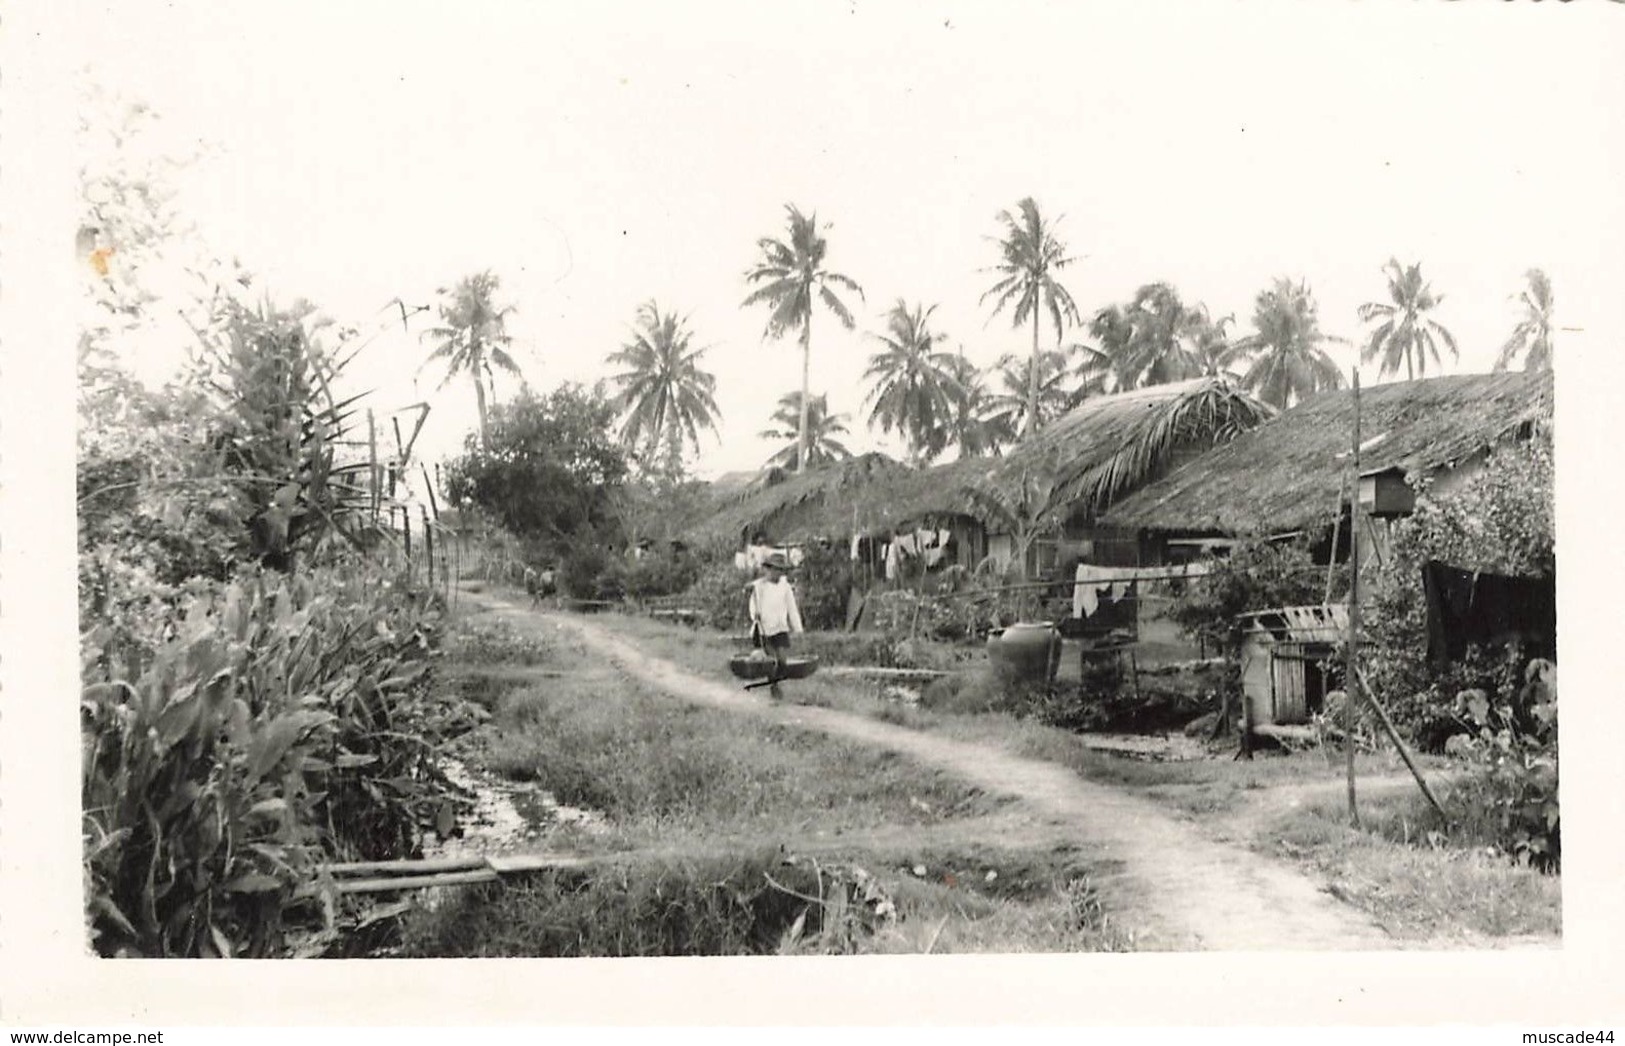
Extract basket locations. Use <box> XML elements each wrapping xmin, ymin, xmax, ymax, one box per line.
<box><xmin>727</xmin><ymin>654</ymin><xmax>820</xmax><ymax>681</ymax></box>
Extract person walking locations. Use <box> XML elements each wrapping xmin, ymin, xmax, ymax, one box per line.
<box><xmin>747</xmin><ymin>550</ymin><xmax>804</xmax><ymax>699</ymax></box>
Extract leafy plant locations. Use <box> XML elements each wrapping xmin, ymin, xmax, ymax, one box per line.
<box><xmin>1363</xmin><ymin>437</ymin><xmax>1554</xmax><ymax>747</ymax></box>
<box><xmin>1443</xmin><ymin>660</ymin><xmax>1558</xmax><ymax>870</ymax></box>
<box><xmin>81</xmin><ymin>558</ymin><xmax>470</xmax><ymax>957</ymax></box>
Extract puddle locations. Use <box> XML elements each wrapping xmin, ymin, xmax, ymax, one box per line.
<box><xmin>425</xmin><ymin>757</ymin><xmax>605</xmax><ymax>862</ymax></box>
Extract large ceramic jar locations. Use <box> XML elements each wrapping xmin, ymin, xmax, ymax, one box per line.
<box><xmin>987</xmin><ymin>621</ymin><xmax>1061</xmax><ymax>683</ymax></box>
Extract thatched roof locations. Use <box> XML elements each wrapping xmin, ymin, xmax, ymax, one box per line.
<box><xmin>1100</xmin><ymin>371</ymin><xmax>1552</xmax><ymax>535</ymax></box>
<box><xmin>681</xmin><ymin>378</ymin><xmax>1275</xmax><ymax>547</ymax></box>
<box><xmin>995</xmin><ymin>376</ymin><xmax>1277</xmax><ymax>517</ymax></box>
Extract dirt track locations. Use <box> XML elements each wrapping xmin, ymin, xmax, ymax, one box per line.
<box><xmin>467</xmin><ymin>591</ymin><xmax>1414</xmax><ymax>950</ymax></box>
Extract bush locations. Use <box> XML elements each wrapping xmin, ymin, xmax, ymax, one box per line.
<box><xmin>1364</xmin><ymin>438</ymin><xmax>1555</xmax><ymax>747</ymax></box>
<box><xmin>683</xmin><ymin>561</ymin><xmax>753</xmax><ymax>632</ymax></box>
<box><xmin>624</xmin><ymin>549</ymin><xmax>702</xmax><ymax>601</ymax></box>
<box><xmin>1166</xmin><ymin>538</ymin><xmax>1337</xmax><ymax>656</ymax></box>
<box><xmin>80</xmin><ymin>558</ymin><xmax>473</xmax><ymax>957</ymax></box>
<box><xmin>1443</xmin><ymin>660</ymin><xmax>1559</xmax><ymax>870</ymax></box>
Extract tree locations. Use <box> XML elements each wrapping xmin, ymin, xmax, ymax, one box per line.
<box><xmin>1495</xmin><ymin>269</ymin><xmax>1555</xmax><ymax>373</ymax></box>
<box><xmin>1086</xmin><ymin>283</ymin><xmax>1235</xmax><ymax>391</ymax></box>
<box><xmin>420</xmin><ymin>270</ymin><xmax>522</xmax><ymax>447</ymax></box>
<box><xmin>960</xmin><ymin>466</ymin><xmax>1073</xmax><ymax>585</ymax></box>
<box><xmin>1232</xmin><ymin>277</ymin><xmax>1346</xmax><ymax>409</ymax></box>
<box><xmin>759</xmin><ymin>391</ymin><xmax>853</xmax><ymax>470</ymax></box>
<box><xmin>605</xmin><ymin>300</ymin><xmax>720</xmax><ymax>476</ymax></box>
<box><xmin>1358</xmin><ymin>259</ymin><xmax>1458</xmax><ymax>381</ymax></box>
<box><xmin>986</xmin><ymin>348</ymin><xmax>1075</xmax><ymax>437</ymax></box>
<box><xmin>981</xmin><ymin>197</ymin><xmax>1083</xmax><ymax>436</ymax></box>
<box><xmin>942</xmin><ymin>352</ymin><xmax>1015</xmax><ymax>459</ymax></box>
<box><xmin>442</xmin><ymin>383</ymin><xmax>629</xmax><ymax>555</ymax></box>
<box><xmin>861</xmin><ymin>300</ymin><xmax>961</xmax><ymax>465</ymax></box>
<box><xmin>742</xmin><ymin>204</ymin><xmax>864</xmax><ymax>473</ymax></box>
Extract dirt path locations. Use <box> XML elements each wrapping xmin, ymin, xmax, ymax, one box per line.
<box><xmin>468</xmin><ymin>592</ymin><xmax>1396</xmax><ymax>950</ymax></box>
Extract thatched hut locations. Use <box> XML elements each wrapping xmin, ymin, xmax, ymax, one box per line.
<box><xmin>983</xmin><ymin>376</ymin><xmax>1277</xmax><ymax>575</ymax></box>
<box><xmin>1100</xmin><ymin>371</ymin><xmax>1553</xmax><ymax>570</ymax></box>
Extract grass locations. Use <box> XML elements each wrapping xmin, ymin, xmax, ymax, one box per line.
<box><xmin>577</xmin><ymin>604</ymin><xmax>1561</xmax><ymax>945</ymax></box>
<box><xmin>400</xmin><ymin>602</ymin><xmax>1134</xmax><ymax>956</ymax></box>
<box><xmin>402</xmin><ymin>842</ymin><xmax>1135</xmax><ymax>957</ymax></box>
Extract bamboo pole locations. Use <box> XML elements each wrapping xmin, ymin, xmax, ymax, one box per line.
<box><xmin>1354</xmin><ymin>667</ymin><xmax>1447</xmax><ymax>819</ymax></box>
<box><xmin>327</xmin><ymin>856</ymin><xmax>487</xmax><ymax>877</ymax></box>
<box><xmin>1345</xmin><ymin>368</ymin><xmax>1362</xmax><ymax>828</ymax></box>
<box><xmin>1324</xmin><ymin>471</ymin><xmax>1347</xmax><ymax>603</ymax></box>
<box><xmin>333</xmin><ymin>869</ymin><xmax>499</xmax><ymax>895</ymax></box>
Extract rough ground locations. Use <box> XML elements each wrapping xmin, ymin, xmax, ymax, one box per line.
<box><xmin>467</xmin><ymin>590</ymin><xmax>1404</xmax><ymax>950</ymax></box>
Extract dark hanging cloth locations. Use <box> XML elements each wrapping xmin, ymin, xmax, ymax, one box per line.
<box><xmin>1421</xmin><ymin>560</ymin><xmax>1556</xmax><ymax>664</ymax></box>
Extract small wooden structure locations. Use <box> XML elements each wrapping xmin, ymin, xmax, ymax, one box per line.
<box><xmin>1238</xmin><ymin>605</ymin><xmax>1348</xmax><ymax>728</ymax></box>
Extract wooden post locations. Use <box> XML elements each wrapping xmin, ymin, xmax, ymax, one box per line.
<box><xmin>422</xmin><ymin>507</ymin><xmax>434</xmax><ymax>588</ymax></box>
<box><xmin>368</xmin><ymin>409</ymin><xmax>379</xmax><ymax>525</ymax></box>
<box><xmin>1345</xmin><ymin>369</ymin><xmax>1362</xmax><ymax>828</ymax></box>
<box><xmin>1354</xmin><ymin>667</ymin><xmax>1447</xmax><ymax>819</ymax></box>
<box><xmin>1324</xmin><ymin>471</ymin><xmax>1346</xmax><ymax>604</ymax></box>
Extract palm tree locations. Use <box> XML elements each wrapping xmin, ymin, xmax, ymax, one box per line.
<box><xmin>1231</xmin><ymin>278</ymin><xmax>1346</xmax><ymax>409</ymax></box>
<box><xmin>861</xmin><ymin>301</ymin><xmax>961</xmax><ymax>465</ymax></box>
<box><xmin>605</xmin><ymin>300</ymin><xmax>720</xmax><ymax>475</ymax></box>
<box><xmin>1087</xmin><ymin>283</ymin><xmax>1234</xmax><ymax>390</ymax></box>
<box><xmin>742</xmin><ymin>204</ymin><xmax>864</xmax><ymax>473</ymax></box>
<box><xmin>981</xmin><ymin>197</ymin><xmax>1083</xmax><ymax>436</ymax></box>
<box><xmin>1358</xmin><ymin>259</ymin><xmax>1458</xmax><ymax>381</ymax></box>
<box><xmin>986</xmin><ymin>349</ymin><xmax>1075</xmax><ymax>437</ymax></box>
<box><xmin>942</xmin><ymin>352</ymin><xmax>1014</xmax><ymax>459</ymax></box>
<box><xmin>419</xmin><ymin>270</ymin><xmax>521</xmax><ymax>447</ymax></box>
<box><xmin>759</xmin><ymin>391</ymin><xmax>853</xmax><ymax>470</ymax></box>
<box><xmin>1495</xmin><ymin>269</ymin><xmax>1555</xmax><ymax>373</ymax></box>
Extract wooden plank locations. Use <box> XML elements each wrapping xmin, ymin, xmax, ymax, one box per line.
<box><xmin>334</xmin><ymin>869</ymin><xmax>500</xmax><ymax>894</ymax></box>
<box><xmin>327</xmin><ymin>856</ymin><xmax>489</xmax><ymax>877</ymax></box>
<box><xmin>486</xmin><ymin>853</ymin><xmax>595</xmax><ymax>874</ymax></box>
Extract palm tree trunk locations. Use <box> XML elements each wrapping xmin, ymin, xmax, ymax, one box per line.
<box><xmin>797</xmin><ymin>314</ymin><xmax>812</xmax><ymax>473</ymax></box>
<box><xmin>474</xmin><ymin>367</ymin><xmax>490</xmax><ymax>449</ymax></box>
<box><xmin>1026</xmin><ymin>304</ymin><xmax>1040</xmax><ymax>437</ymax></box>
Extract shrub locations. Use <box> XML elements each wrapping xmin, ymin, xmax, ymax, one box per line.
<box><xmin>683</xmin><ymin>561</ymin><xmax>752</xmax><ymax>632</ymax></box>
<box><xmin>624</xmin><ymin>549</ymin><xmax>702</xmax><ymax>601</ymax></box>
<box><xmin>1364</xmin><ymin>438</ymin><xmax>1555</xmax><ymax>747</ymax></box>
<box><xmin>1443</xmin><ymin>660</ymin><xmax>1559</xmax><ymax>870</ymax></box>
<box><xmin>80</xmin><ymin>558</ymin><xmax>471</xmax><ymax>957</ymax></box>
<box><xmin>1166</xmin><ymin>538</ymin><xmax>1337</xmax><ymax>657</ymax></box>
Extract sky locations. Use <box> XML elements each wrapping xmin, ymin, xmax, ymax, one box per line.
<box><xmin>72</xmin><ymin>0</ymin><xmax>1625</xmax><ymax>482</ymax></box>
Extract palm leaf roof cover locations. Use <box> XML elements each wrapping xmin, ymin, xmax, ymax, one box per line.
<box><xmin>1100</xmin><ymin>370</ymin><xmax>1552</xmax><ymax>535</ymax></box>
<box><xmin>683</xmin><ymin>377</ymin><xmax>1275</xmax><ymax>546</ymax></box>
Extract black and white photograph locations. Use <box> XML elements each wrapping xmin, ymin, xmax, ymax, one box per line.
<box><xmin>3</xmin><ymin>0</ymin><xmax>1624</xmax><ymax>1032</ymax></box>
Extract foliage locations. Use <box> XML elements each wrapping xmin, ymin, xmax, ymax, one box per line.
<box><xmin>1494</xmin><ymin>269</ymin><xmax>1555</xmax><ymax>374</ymax></box>
<box><xmin>742</xmin><ymin>203</ymin><xmax>864</xmax><ymax>472</ymax></box>
<box><xmin>558</xmin><ymin>536</ymin><xmax>629</xmax><ymax>601</ymax></box>
<box><xmin>1085</xmin><ymin>283</ymin><xmax>1235</xmax><ymax>391</ymax></box>
<box><xmin>420</xmin><ymin>270</ymin><xmax>521</xmax><ymax>447</ymax></box>
<box><xmin>790</xmin><ymin>542</ymin><xmax>854</xmax><ymax>631</ymax></box>
<box><xmin>940</xmin><ymin>351</ymin><xmax>1015</xmax><ymax>458</ymax></box>
<box><xmin>985</xmin><ymin>348</ymin><xmax>1076</xmax><ymax>438</ymax></box>
<box><xmin>759</xmin><ymin>391</ymin><xmax>854</xmax><ymax>470</ymax></box>
<box><xmin>862</xmin><ymin>300</ymin><xmax>960</xmax><ymax>465</ymax></box>
<box><xmin>1444</xmin><ymin>661</ymin><xmax>1559</xmax><ymax>870</ymax></box>
<box><xmin>981</xmin><ymin>197</ymin><xmax>1082</xmax><ymax>436</ymax></box>
<box><xmin>623</xmin><ymin>547</ymin><xmax>703</xmax><ymax>601</ymax></box>
<box><xmin>1363</xmin><ymin>438</ymin><xmax>1555</xmax><ymax>748</ymax></box>
<box><xmin>684</xmin><ymin>561</ymin><xmax>754</xmax><ymax>632</ymax></box>
<box><xmin>1231</xmin><ymin>277</ymin><xmax>1346</xmax><ymax>409</ymax></box>
<box><xmin>81</xmin><ymin>558</ymin><xmax>471</xmax><ymax>957</ymax></box>
<box><xmin>1166</xmin><ymin>539</ymin><xmax>1338</xmax><ymax>656</ymax></box>
<box><xmin>1358</xmin><ymin>258</ymin><xmax>1458</xmax><ymax>382</ymax></box>
<box><xmin>606</xmin><ymin>300</ymin><xmax>720</xmax><ymax>474</ymax></box>
<box><xmin>442</xmin><ymin>383</ymin><xmax>629</xmax><ymax>560</ymax></box>
<box><xmin>193</xmin><ymin>298</ymin><xmax>375</xmax><ymax>571</ymax></box>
